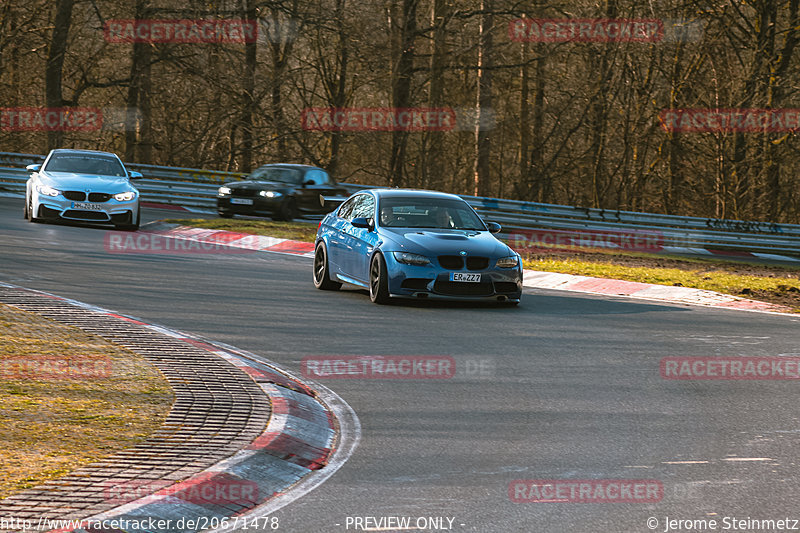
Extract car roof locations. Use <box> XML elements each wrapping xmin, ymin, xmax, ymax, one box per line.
<box><xmin>47</xmin><ymin>149</ymin><xmax>121</xmax><ymax>158</ymax></box>
<box><xmin>254</xmin><ymin>163</ymin><xmax>325</xmax><ymax>171</ymax></box>
<box><xmin>366</xmin><ymin>188</ymin><xmax>466</xmax><ymax>202</ymax></box>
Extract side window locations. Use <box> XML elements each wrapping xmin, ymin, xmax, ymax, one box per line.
<box><xmin>337</xmin><ymin>196</ymin><xmax>357</xmax><ymax>220</ymax></box>
<box><xmin>304</xmin><ymin>169</ymin><xmax>330</xmax><ymax>185</ymax></box>
<box><xmin>352</xmin><ymin>194</ymin><xmax>375</xmax><ymax>222</ymax></box>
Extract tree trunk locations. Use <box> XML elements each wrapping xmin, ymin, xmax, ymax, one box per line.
<box><xmin>239</xmin><ymin>0</ymin><xmax>258</xmax><ymax>172</ymax></box>
<box><xmin>388</xmin><ymin>0</ymin><xmax>417</xmax><ymax>188</ymax></box>
<box><xmin>424</xmin><ymin>0</ymin><xmax>448</xmax><ymax>191</ymax></box>
<box><xmin>474</xmin><ymin>0</ymin><xmax>493</xmax><ymax>197</ymax></box>
<box><xmin>45</xmin><ymin>0</ymin><xmax>74</xmax><ymax>150</ymax></box>
<box><xmin>327</xmin><ymin>0</ymin><xmax>348</xmax><ymax>179</ymax></box>
<box><xmin>764</xmin><ymin>0</ymin><xmax>799</xmax><ymax>221</ymax></box>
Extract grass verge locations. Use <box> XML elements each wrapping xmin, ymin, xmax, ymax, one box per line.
<box><xmin>163</xmin><ymin>218</ymin><xmax>318</xmax><ymax>242</ymax></box>
<box><xmin>161</xmin><ymin>218</ymin><xmax>800</xmax><ymax>311</ymax></box>
<box><xmin>0</xmin><ymin>304</ymin><xmax>173</xmax><ymax>499</ymax></box>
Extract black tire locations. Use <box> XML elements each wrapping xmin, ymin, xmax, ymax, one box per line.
<box><xmin>275</xmin><ymin>199</ymin><xmax>297</xmax><ymax>222</ymax></box>
<box><xmin>23</xmin><ymin>195</ymin><xmax>29</xmax><ymax>219</ymax></box>
<box><xmin>116</xmin><ymin>206</ymin><xmax>140</xmax><ymax>232</ymax></box>
<box><xmin>369</xmin><ymin>253</ymin><xmax>390</xmax><ymax>304</ymax></box>
<box><xmin>313</xmin><ymin>241</ymin><xmax>342</xmax><ymax>290</ymax></box>
<box><xmin>27</xmin><ymin>195</ymin><xmax>40</xmax><ymax>223</ymax></box>
<box><xmin>218</xmin><ymin>211</ymin><xmax>234</xmax><ymax>219</ymax></box>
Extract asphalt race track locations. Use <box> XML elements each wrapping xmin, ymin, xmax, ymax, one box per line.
<box><xmin>2</xmin><ymin>196</ymin><xmax>800</xmax><ymax>533</ymax></box>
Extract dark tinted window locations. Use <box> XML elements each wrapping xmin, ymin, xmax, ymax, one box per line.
<box><xmin>351</xmin><ymin>194</ymin><xmax>375</xmax><ymax>222</ymax></box>
<box><xmin>250</xmin><ymin>167</ymin><xmax>302</xmax><ymax>184</ymax></box>
<box><xmin>44</xmin><ymin>154</ymin><xmax>126</xmax><ymax>177</ymax></box>
<box><xmin>378</xmin><ymin>196</ymin><xmax>486</xmax><ymax>230</ymax></box>
<box><xmin>337</xmin><ymin>196</ymin><xmax>358</xmax><ymax>220</ymax></box>
<box><xmin>304</xmin><ymin>169</ymin><xmax>330</xmax><ymax>185</ymax></box>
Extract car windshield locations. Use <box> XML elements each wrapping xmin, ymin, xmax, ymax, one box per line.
<box><xmin>44</xmin><ymin>154</ymin><xmax>126</xmax><ymax>177</ymax></box>
<box><xmin>249</xmin><ymin>167</ymin><xmax>303</xmax><ymax>184</ymax></box>
<box><xmin>378</xmin><ymin>197</ymin><xmax>486</xmax><ymax>230</ymax></box>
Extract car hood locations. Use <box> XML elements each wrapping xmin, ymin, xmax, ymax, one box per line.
<box><xmin>227</xmin><ymin>180</ymin><xmax>295</xmax><ymax>191</ymax></box>
<box><xmin>41</xmin><ymin>172</ymin><xmax>136</xmax><ymax>192</ymax></box>
<box><xmin>379</xmin><ymin>227</ymin><xmax>512</xmax><ymax>257</ymax></box>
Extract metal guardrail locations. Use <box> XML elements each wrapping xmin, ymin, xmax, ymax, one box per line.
<box><xmin>1</xmin><ymin>151</ymin><xmax>799</xmax><ymax>259</ymax></box>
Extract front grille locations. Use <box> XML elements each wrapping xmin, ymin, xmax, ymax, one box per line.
<box><xmin>88</xmin><ymin>192</ymin><xmax>112</xmax><ymax>202</ymax></box>
<box><xmin>401</xmin><ymin>278</ymin><xmax>430</xmax><ymax>290</ymax></box>
<box><xmin>434</xmin><ymin>280</ymin><xmax>494</xmax><ymax>296</ymax></box>
<box><xmin>231</xmin><ymin>189</ymin><xmax>260</xmax><ymax>198</ymax></box>
<box><xmin>466</xmin><ymin>257</ymin><xmax>489</xmax><ymax>270</ymax></box>
<box><xmin>438</xmin><ymin>256</ymin><xmax>463</xmax><ymax>269</ymax></box>
<box><xmin>64</xmin><ymin>191</ymin><xmax>85</xmax><ymax>201</ymax></box>
<box><xmin>62</xmin><ymin>210</ymin><xmax>108</xmax><ymax>221</ymax></box>
<box><xmin>494</xmin><ymin>282</ymin><xmax>519</xmax><ymax>293</ymax></box>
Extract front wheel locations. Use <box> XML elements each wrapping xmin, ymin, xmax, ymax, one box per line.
<box><xmin>26</xmin><ymin>195</ymin><xmax>40</xmax><ymax>222</ymax></box>
<box><xmin>369</xmin><ymin>253</ymin><xmax>390</xmax><ymax>304</ymax></box>
<box><xmin>313</xmin><ymin>241</ymin><xmax>341</xmax><ymax>290</ymax></box>
<box><xmin>274</xmin><ymin>199</ymin><xmax>297</xmax><ymax>222</ymax></box>
<box><xmin>116</xmin><ymin>206</ymin><xmax>140</xmax><ymax>232</ymax></box>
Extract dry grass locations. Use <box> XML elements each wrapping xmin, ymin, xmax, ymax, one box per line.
<box><xmin>0</xmin><ymin>304</ymin><xmax>173</xmax><ymax>498</ymax></box>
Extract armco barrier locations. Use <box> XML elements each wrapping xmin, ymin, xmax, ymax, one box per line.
<box><xmin>1</xmin><ymin>151</ymin><xmax>799</xmax><ymax>259</ymax></box>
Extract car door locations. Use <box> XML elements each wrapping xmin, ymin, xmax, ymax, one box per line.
<box><xmin>326</xmin><ymin>195</ymin><xmax>357</xmax><ymax>276</ymax></box>
<box><xmin>343</xmin><ymin>194</ymin><xmax>379</xmax><ymax>283</ymax></box>
<box><xmin>296</xmin><ymin>168</ymin><xmax>338</xmax><ymax>214</ymax></box>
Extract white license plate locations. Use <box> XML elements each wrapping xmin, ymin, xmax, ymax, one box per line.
<box><xmin>71</xmin><ymin>202</ymin><xmax>103</xmax><ymax>211</ymax></box>
<box><xmin>231</xmin><ymin>198</ymin><xmax>254</xmax><ymax>205</ymax></box>
<box><xmin>450</xmin><ymin>272</ymin><xmax>481</xmax><ymax>282</ymax></box>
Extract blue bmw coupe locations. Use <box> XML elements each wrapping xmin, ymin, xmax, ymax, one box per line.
<box><xmin>313</xmin><ymin>189</ymin><xmax>522</xmax><ymax>304</ymax></box>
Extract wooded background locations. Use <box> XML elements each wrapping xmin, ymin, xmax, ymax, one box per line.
<box><xmin>1</xmin><ymin>1</ymin><xmax>799</xmax><ymax>223</ymax></box>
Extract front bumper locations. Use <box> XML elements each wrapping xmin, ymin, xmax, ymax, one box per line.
<box><xmin>37</xmin><ymin>196</ymin><xmax>138</xmax><ymax>224</ymax></box>
<box><xmin>217</xmin><ymin>196</ymin><xmax>282</xmax><ymax>215</ymax></box>
<box><xmin>383</xmin><ymin>252</ymin><xmax>523</xmax><ymax>302</ymax></box>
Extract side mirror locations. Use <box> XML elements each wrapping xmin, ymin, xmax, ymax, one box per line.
<box><xmin>486</xmin><ymin>221</ymin><xmax>502</xmax><ymax>234</ymax></box>
<box><xmin>351</xmin><ymin>217</ymin><xmax>373</xmax><ymax>230</ymax></box>
<box><xmin>26</xmin><ymin>164</ymin><xmax>41</xmax><ymax>172</ymax></box>
<box><xmin>128</xmin><ymin>171</ymin><xmax>143</xmax><ymax>180</ymax></box>
<box><xmin>303</xmin><ymin>179</ymin><xmax>315</xmax><ymax>187</ymax></box>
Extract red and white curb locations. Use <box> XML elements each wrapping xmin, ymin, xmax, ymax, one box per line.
<box><xmin>0</xmin><ymin>283</ymin><xmax>360</xmax><ymax>533</ymax></box>
<box><xmin>522</xmin><ymin>271</ymin><xmax>794</xmax><ymax>313</ymax></box>
<box><xmin>135</xmin><ymin>224</ymin><xmax>796</xmax><ymax>315</ymax></box>
<box><xmin>139</xmin><ymin>223</ymin><xmax>315</xmax><ymax>257</ymax></box>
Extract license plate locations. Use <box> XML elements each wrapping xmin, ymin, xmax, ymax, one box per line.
<box><xmin>450</xmin><ymin>272</ymin><xmax>481</xmax><ymax>282</ymax></box>
<box><xmin>231</xmin><ymin>198</ymin><xmax>253</xmax><ymax>205</ymax></box>
<box><xmin>71</xmin><ymin>202</ymin><xmax>103</xmax><ymax>211</ymax></box>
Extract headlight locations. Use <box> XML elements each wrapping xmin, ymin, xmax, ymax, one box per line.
<box><xmin>259</xmin><ymin>190</ymin><xmax>281</xmax><ymax>198</ymax></box>
<box><xmin>36</xmin><ymin>184</ymin><xmax>60</xmax><ymax>197</ymax></box>
<box><xmin>113</xmin><ymin>191</ymin><xmax>136</xmax><ymax>201</ymax></box>
<box><xmin>496</xmin><ymin>255</ymin><xmax>519</xmax><ymax>268</ymax></box>
<box><xmin>218</xmin><ymin>186</ymin><xmax>232</xmax><ymax>195</ymax></box>
<box><xmin>393</xmin><ymin>252</ymin><xmax>430</xmax><ymax>266</ymax></box>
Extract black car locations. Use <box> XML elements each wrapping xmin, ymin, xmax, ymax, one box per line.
<box><xmin>217</xmin><ymin>164</ymin><xmax>347</xmax><ymax>221</ymax></box>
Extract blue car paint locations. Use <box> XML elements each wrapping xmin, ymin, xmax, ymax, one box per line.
<box><xmin>316</xmin><ymin>189</ymin><xmax>523</xmax><ymax>302</ymax></box>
